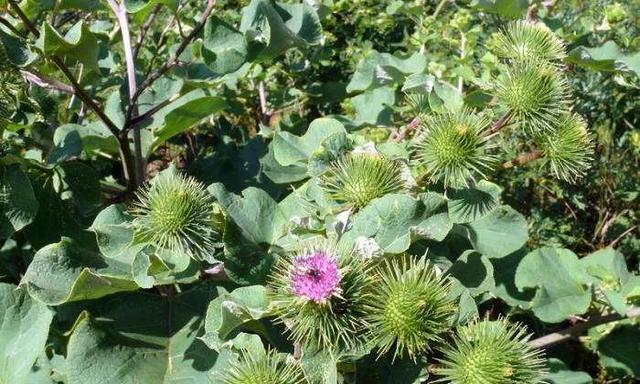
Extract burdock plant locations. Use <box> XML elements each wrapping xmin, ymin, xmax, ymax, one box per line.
<box><xmin>268</xmin><ymin>242</ymin><xmax>373</xmax><ymax>352</ymax></box>
<box><xmin>493</xmin><ymin>20</ymin><xmax>566</xmax><ymax>65</ymax></box>
<box><xmin>411</xmin><ymin>108</ymin><xmax>496</xmax><ymax>188</ymax></box>
<box><xmin>534</xmin><ymin>113</ymin><xmax>594</xmax><ymax>181</ymax></box>
<box><xmin>437</xmin><ymin>318</ymin><xmax>546</xmax><ymax>384</ymax></box>
<box><xmin>223</xmin><ymin>350</ymin><xmax>307</xmax><ymax>384</ymax></box>
<box><xmin>130</xmin><ymin>169</ymin><xmax>219</xmax><ymax>260</ymax></box>
<box><xmin>366</xmin><ymin>257</ymin><xmax>455</xmax><ymax>361</ymax></box>
<box><xmin>320</xmin><ymin>152</ymin><xmax>405</xmax><ymax>209</ymax></box>
<box><xmin>495</xmin><ymin>63</ymin><xmax>570</xmax><ymax>133</ymax></box>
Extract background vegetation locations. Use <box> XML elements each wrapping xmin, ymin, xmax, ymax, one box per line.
<box><xmin>0</xmin><ymin>0</ymin><xmax>638</xmax><ymax>383</ymax></box>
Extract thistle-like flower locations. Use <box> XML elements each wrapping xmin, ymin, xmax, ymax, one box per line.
<box><xmin>411</xmin><ymin>108</ymin><xmax>496</xmax><ymax>188</ymax></box>
<box><xmin>269</xmin><ymin>243</ymin><xmax>373</xmax><ymax>351</ymax></box>
<box><xmin>534</xmin><ymin>113</ymin><xmax>594</xmax><ymax>182</ymax></box>
<box><xmin>130</xmin><ymin>169</ymin><xmax>219</xmax><ymax>260</ymax></box>
<box><xmin>495</xmin><ymin>63</ymin><xmax>570</xmax><ymax>132</ymax></box>
<box><xmin>437</xmin><ymin>318</ymin><xmax>547</xmax><ymax>384</ymax></box>
<box><xmin>366</xmin><ymin>257</ymin><xmax>455</xmax><ymax>361</ymax></box>
<box><xmin>493</xmin><ymin>20</ymin><xmax>566</xmax><ymax>65</ymax></box>
<box><xmin>320</xmin><ymin>152</ymin><xmax>405</xmax><ymax>209</ymax></box>
<box><xmin>223</xmin><ymin>350</ymin><xmax>307</xmax><ymax>384</ymax></box>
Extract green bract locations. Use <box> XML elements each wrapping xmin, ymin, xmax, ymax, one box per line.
<box><xmin>493</xmin><ymin>20</ymin><xmax>566</xmax><ymax>64</ymax></box>
<box><xmin>534</xmin><ymin>114</ymin><xmax>594</xmax><ymax>181</ymax></box>
<box><xmin>130</xmin><ymin>169</ymin><xmax>219</xmax><ymax>259</ymax></box>
<box><xmin>320</xmin><ymin>152</ymin><xmax>405</xmax><ymax>209</ymax></box>
<box><xmin>268</xmin><ymin>243</ymin><xmax>374</xmax><ymax>351</ymax></box>
<box><xmin>411</xmin><ymin>108</ymin><xmax>495</xmax><ymax>188</ymax></box>
<box><xmin>223</xmin><ymin>351</ymin><xmax>307</xmax><ymax>384</ymax></box>
<box><xmin>495</xmin><ymin>63</ymin><xmax>569</xmax><ymax>132</ymax></box>
<box><xmin>366</xmin><ymin>257</ymin><xmax>455</xmax><ymax>360</ymax></box>
<box><xmin>437</xmin><ymin>319</ymin><xmax>546</xmax><ymax>384</ymax></box>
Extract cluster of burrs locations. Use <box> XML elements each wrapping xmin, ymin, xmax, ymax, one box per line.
<box><xmin>408</xmin><ymin>20</ymin><xmax>593</xmax><ymax>187</ymax></box>
<box><xmin>260</xmin><ymin>240</ymin><xmax>547</xmax><ymax>384</ymax></box>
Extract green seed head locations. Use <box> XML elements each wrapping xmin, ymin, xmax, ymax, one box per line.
<box><xmin>411</xmin><ymin>108</ymin><xmax>496</xmax><ymax>188</ymax></box>
<box><xmin>534</xmin><ymin>113</ymin><xmax>593</xmax><ymax>182</ymax></box>
<box><xmin>438</xmin><ymin>318</ymin><xmax>547</xmax><ymax>384</ymax></box>
<box><xmin>130</xmin><ymin>169</ymin><xmax>219</xmax><ymax>259</ymax></box>
<box><xmin>366</xmin><ymin>257</ymin><xmax>455</xmax><ymax>361</ymax></box>
<box><xmin>493</xmin><ymin>20</ymin><xmax>566</xmax><ymax>64</ymax></box>
<box><xmin>268</xmin><ymin>243</ymin><xmax>374</xmax><ymax>352</ymax></box>
<box><xmin>320</xmin><ymin>152</ymin><xmax>405</xmax><ymax>209</ymax></box>
<box><xmin>496</xmin><ymin>63</ymin><xmax>570</xmax><ymax>132</ymax></box>
<box><xmin>223</xmin><ymin>351</ymin><xmax>306</xmax><ymax>384</ymax></box>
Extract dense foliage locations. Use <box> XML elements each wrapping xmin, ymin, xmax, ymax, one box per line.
<box><xmin>0</xmin><ymin>0</ymin><xmax>638</xmax><ymax>383</ymax></box>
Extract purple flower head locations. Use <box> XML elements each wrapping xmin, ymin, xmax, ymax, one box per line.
<box><xmin>290</xmin><ymin>250</ymin><xmax>341</xmax><ymax>303</ymax></box>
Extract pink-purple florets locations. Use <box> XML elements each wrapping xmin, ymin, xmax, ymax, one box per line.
<box><xmin>290</xmin><ymin>250</ymin><xmax>341</xmax><ymax>303</ymax></box>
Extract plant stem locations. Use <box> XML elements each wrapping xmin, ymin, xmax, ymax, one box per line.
<box><xmin>108</xmin><ymin>0</ymin><xmax>144</xmax><ymax>186</ymax></box>
<box><xmin>502</xmin><ymin>149</ymin><xmax>543</xmax><ymax>169</ymax></box>
<box><xmin>126</xmin><ymin>0</ymin><xmax>217</xmax><ymax>123</ymax></box>
<box><xmin>529</xmin><ymin>306</ymin><xmax>640</xmax><ymax>349</ymax></box>
<box><xmin>490</xmin><ymin>112</ymin><xmax>512</xmax><ymax>134</ymax></box>
<box><xmin>0</xmin><ymin>16</ymin><xmax>25</xmax><ymax>37</ymax></box>
<box><xmin>132</xmin><ymin>4</ymin><xmax>161</xmax><ymax>60</ymax></box>
<box><xmin>457</xmin><ymin>31</ymin><xmax>466</xmax><ymax>93</ymax></box>
<box><xmin>432</xmin><ymin>0</ymin><xmax>449</xmax><ymax>19</ymax></box>
<box><xmin>8</xmin><ymin>0</ymin><xmax>135</xmax><ymax>188</ymax></box>
<box><xmin>20</xmin><ymin>70</ymin><xmax>75</xmax><ymax>94</ymax></box>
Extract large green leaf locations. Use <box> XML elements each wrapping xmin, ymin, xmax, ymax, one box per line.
<box><xmin>201</xmin><ymin>285</ymin><xmax>270</xmax><ymax>350</ymax></box>
<box><xmin>472</xmin><ymin>0</ymin><xmax>529</xmax><ymax>19</ymax></box>
<box><xmin>581</xmin><ymin>248</ymin><xmax>634</xmax><ymax>315</ymax></box>
<box><xmin>567</xmin><ymin>41</ymin><xmax>640</xmax><ymax>77</ymax></box>
<box><xmin>89</xmin><ymin>203</ymin><xmax>201</xmax><ymax>288</ymax></box>
<box><xmin>53</xmin><ymin>162</ymin><xmax>101</xmax><ymax>217</ymax></box>
<box><xmin>202</xmin><ymin>17</ymin><xmax>248</xmax><ymax>76</ymax></box>
<box><xmin>151</xmin><ymin>90</ymin><xmax>227</xmax><ymax>145</ymax></box>
<box><xmin>342</xmin><ymin>193</ymin><xmax>452</xmax><ymax>254</ymax></box>
<box><xmin>0</xmin><ymin>283</ymin><xmax>53</xmax><ymax>384</ymax></box>
<box><xmin>347</xmin><ymin>51</ymin><xmax>426</xmax><ymax>92</ymax></box>
<box><xmin>596</xmin><ymin>323</ymin><xmax>640</xmax><ymax>378</ymax></box>
<box><xmin>466</xmin><ymin>205</ymin><xmax>528</xmax><ymax>258</ymax></box>
<box><xmin>58</xmin><ymin>0</ymin><xmax>104</xmax><ymax>10</ymax></box>
<box><xmin>23</xmin><ymin>237</ymin><xmax>139</xmax><ymax>305</ymax></box>
<box><xmin>209</xmin><ymin>184</ymin><xmax>287</xmax><ymax>245</ymax></box>
<box><xmin>351</xmin><ymin>86</ymin><xmax>396</xmax><ymax>126</ymax></box>
<box><xmin>515</xmin><ymin>247</ymin><xmax>592</xmax><ymax>323</ymax></box>
<box><xmin>491</xmin><ymin>248</ymin><xmax>535</xmax><ymax>308</ymax></box>
<box><xmin>66</xmin><ymin>285</ymin><xmax>230</xmax><ymax>384</ymax></box>
<box><xmin>0</xmin><ymin>29</ymin><xmax>36</xmax><ymax>67</ymax></box>
<box><xmin>448</xmin><ymin>250</ymin><xmax>495</xmax><ymax>297</ymax></box>
<box><xmin>272</xmin><ymin>118</ymin><xmax>346</xmax><ymax>167</ymax></box>
<box><xmin>544</xmin><ymin>358</ymin><xmax>592</xmax><ymax>384</ymax></box>
<box><xmin>36</xmin><ymin>22</ymin><xmax>100</xmax><ymax>70</ymax></box>
<box><xmin>125</xmin><ymin>0</ymin><xmax>178</xmax><ymax>13</ymax></box>
<box><xmin>50</xmin><ymin>123</ymin><xmax>119</xmax><ymax>155</ymax></box>
<box><xmin>447</xmin><ymin>180</ymin><xmax>501</xmax><ymax>224</ymax></box>
<box><xmin>0</xmin><ymin>164</ymin><xmax>39</xmax><ymax>238</ymax></box>
<box><xmin>208</xmin><ymin>184</ymin><xmax>285</xmax><ymax>284</ymax></box>
<box><xmin>89</xmin><ymin>204</ymin><xmax>135</xmax><ymax>261</ymax></box>
<box><xmin>239</xmin><ymin>0</ymin><xmax>322</xmax><ymax>61</ymax></box>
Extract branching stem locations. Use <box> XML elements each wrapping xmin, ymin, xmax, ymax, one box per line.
<box><xmin>125</xmin><ymin>0</ymin><xmax>217</xmax><ymax>124</ymax></box>
<box><xmin>8</xmin><ymin>0</ymin><xmax>135</xmax><ymax>188</ymax></box>
<box><xmin>502</xmin><ymin>148</ymin><xmax>543</xmax><ymax>169</ymax></box>
<box><xmin>529</xmin><ymin>306</ymin><xmax>640</xmax><ymax>349</ymax></box>
<box><xmin>108</xmin><ymin>0</ymin><xmax>144</xmax><ymax>186</ymax></box>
